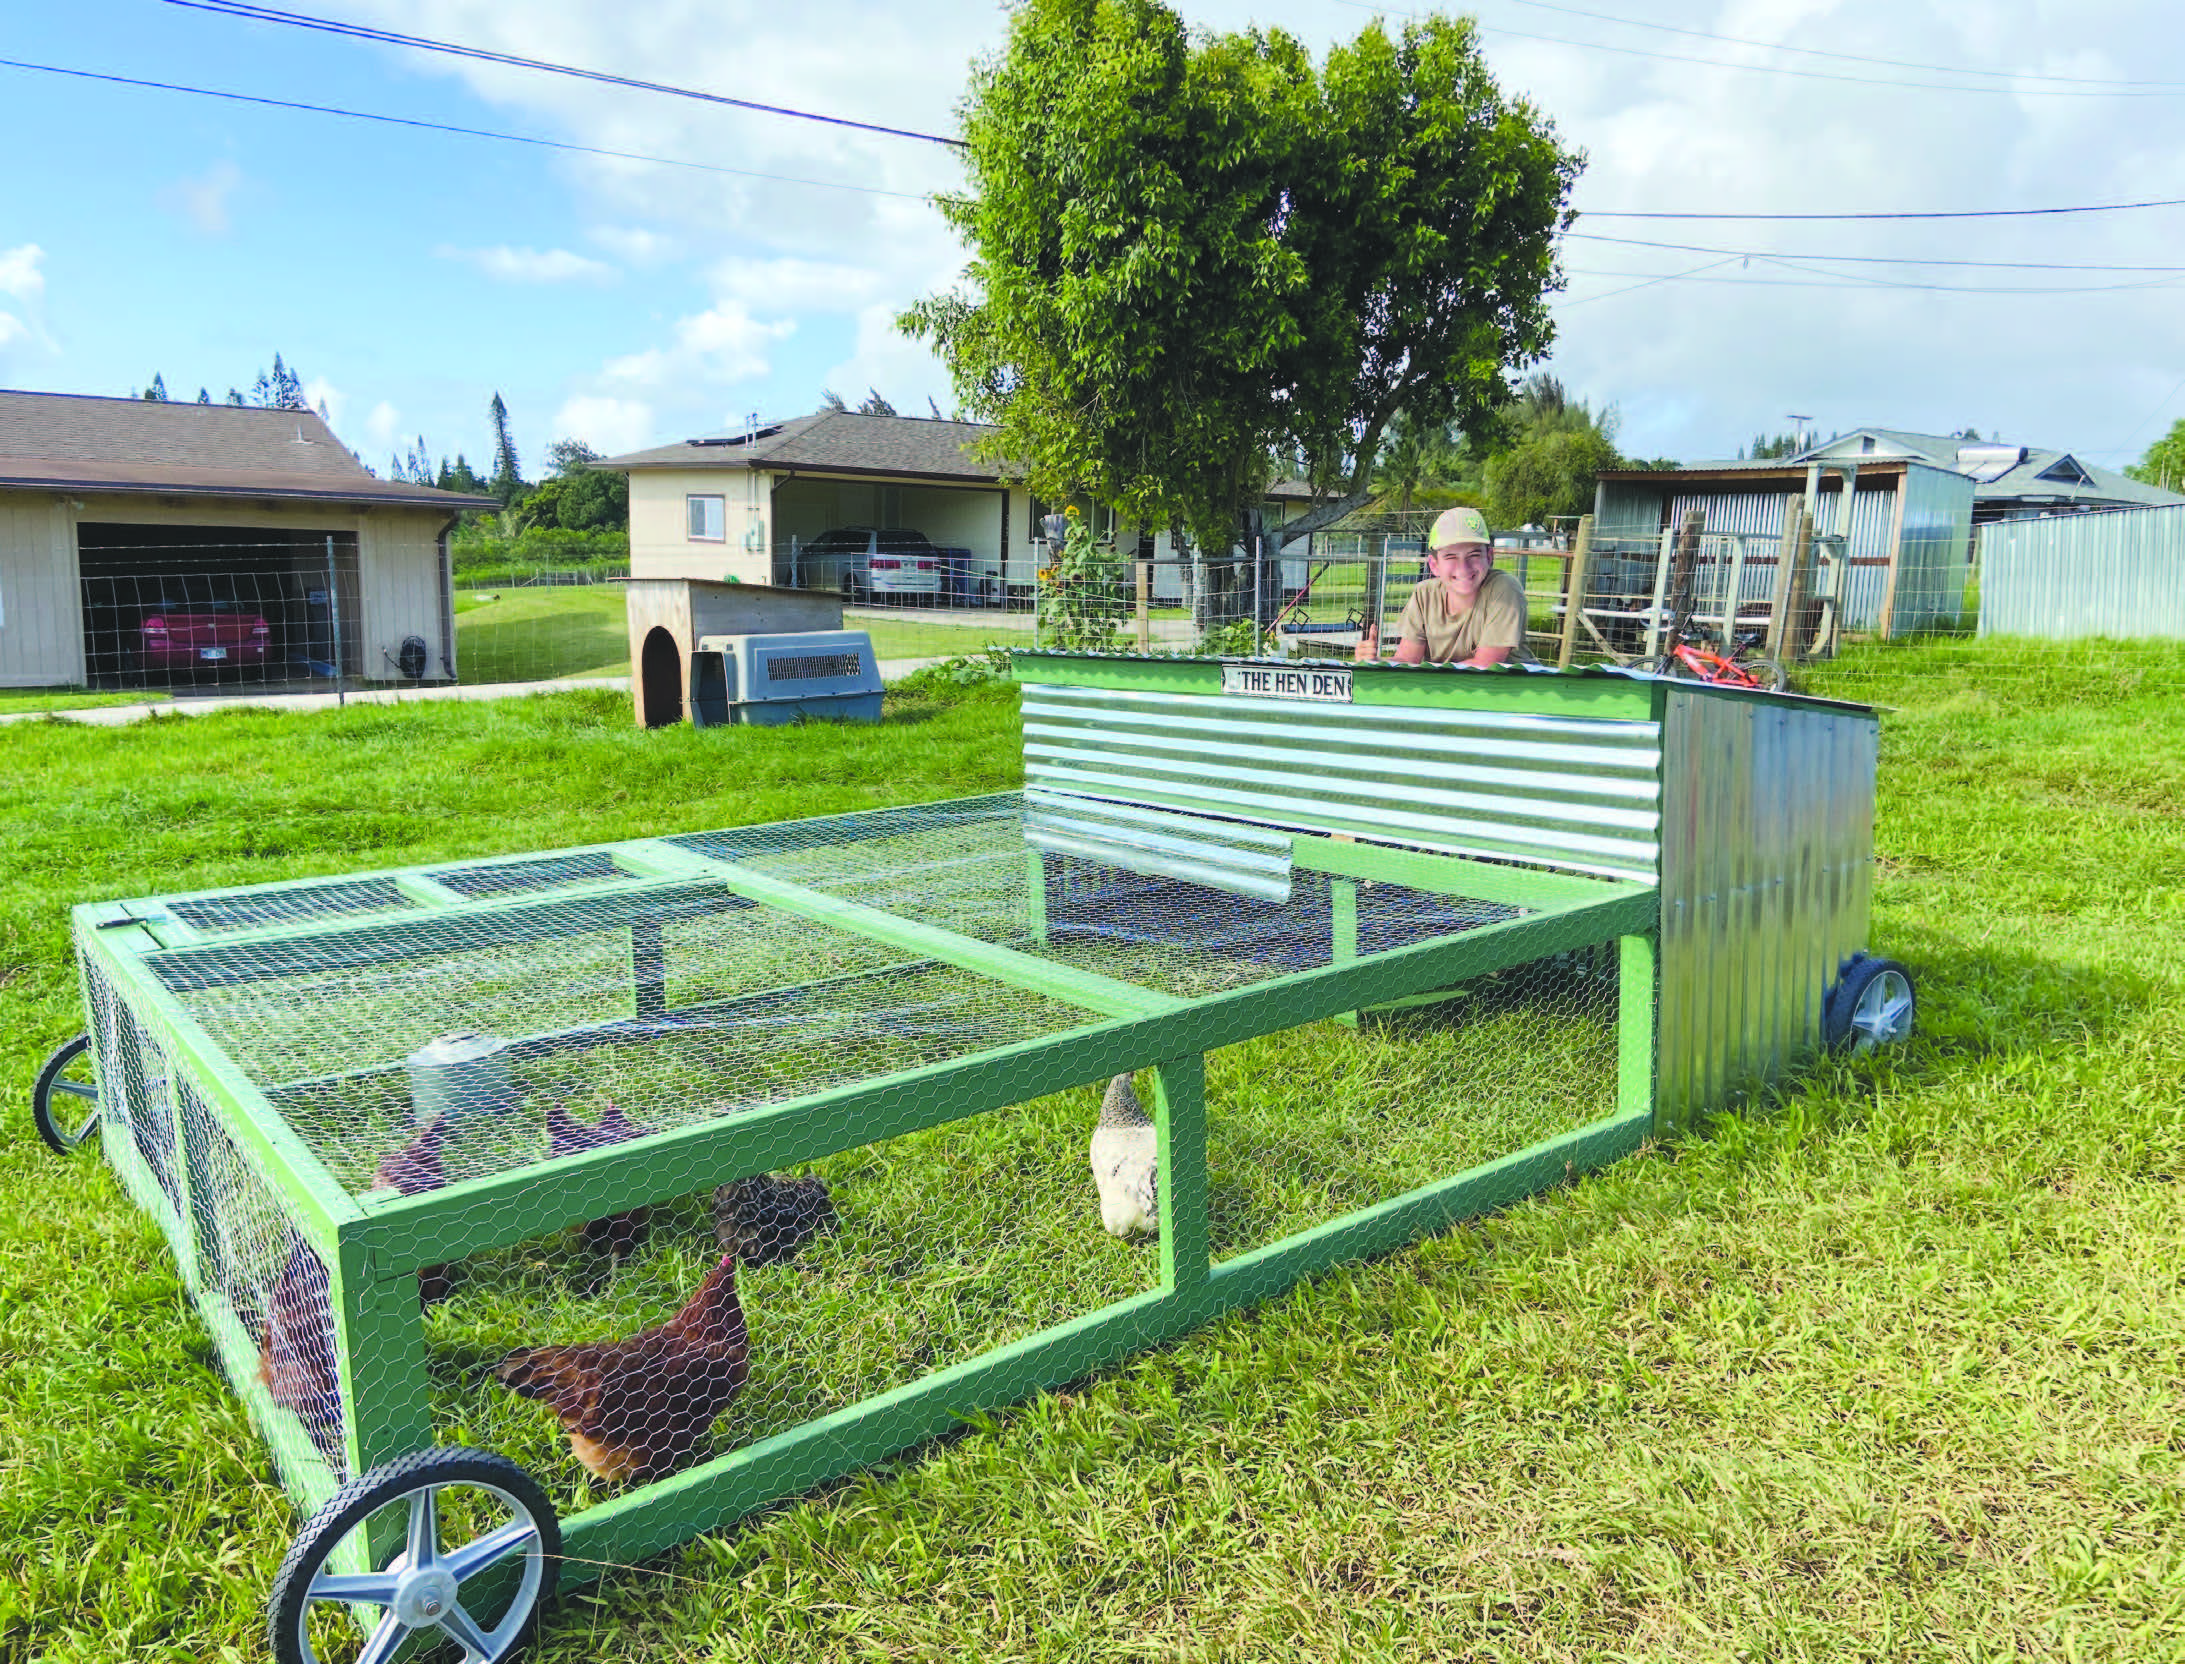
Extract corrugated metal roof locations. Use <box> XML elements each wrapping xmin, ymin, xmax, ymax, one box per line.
<box><xmin>0</xmin><ymin>389</ymin><xmax>494</xmax><ymax>509</ymax></box>
<box><xmin>1798</xmin><ymin>425</ymin><xmax>2185</xmax><ymax>511</ymax></box>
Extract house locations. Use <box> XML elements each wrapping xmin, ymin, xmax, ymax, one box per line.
<box><xmin>0</xmin><ymin>390</ymin><xmax>491</xmax><ymax>689</ymax></box>
<box><xmin>599</xmin><ymin>408</ymin><xmax>1317</xmax><ymax>604</ymax></box>
<box><xmin>1799</xmin><ymin>427</ymin><xmax>2185</xmax><ymax>524</ymax></box>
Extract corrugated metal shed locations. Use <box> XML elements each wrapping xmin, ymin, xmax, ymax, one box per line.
<box><xmin>1978</xmin><ymin>503</ymin><xmax>2185</xmax><ymax>639</ymax></box>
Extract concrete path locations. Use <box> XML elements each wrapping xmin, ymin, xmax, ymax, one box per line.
<box><xmin>0</xmin><ymin>660</ymin><xmax>952</xmax><ymax>729</ymax></box>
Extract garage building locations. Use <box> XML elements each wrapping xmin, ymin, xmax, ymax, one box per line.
<box><xmin>0</xmin><ymin>390</ymin><xmax>491</xmax><ymax>691</ymax></box>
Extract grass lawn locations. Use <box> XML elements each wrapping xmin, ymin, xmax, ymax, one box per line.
<box><xmin>0</xmin><ymin>688</ymin><xmax>173</xmax><ymax>717</ymax></box>
<box><xmin>5</xmin><ymin>646</ymin><xmax>2184</xmax><ymax>1661</ymax></box>
<box><xmin>451</xmin><ymin>586</ymin><xmax>1035</xmax><ymax>684</ymax></box>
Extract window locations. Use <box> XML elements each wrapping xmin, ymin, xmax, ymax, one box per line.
<box><xmin>688</xmin><ymin>494</ymin><xmax>726</xmax><ymax>541</ymax></box>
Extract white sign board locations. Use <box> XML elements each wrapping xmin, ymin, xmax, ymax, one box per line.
<box><xmin>1220</xmin><ymin>663</ymin><xmax>1353</xmax><ymax>703</ymax></box>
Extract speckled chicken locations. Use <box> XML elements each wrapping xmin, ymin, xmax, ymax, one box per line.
<box><xmin>1090</xmin><ymin>1072</ymin><xmax>1159</xmax><ymax>1239</ymax></box>
<box><xmin>713</xmin><ymin>1172</ymin><xmax>836</xmax><ymax>1266</ymax></box>
<box><xmin>546</xmin><ymin>1100</ymin><xmax>653</xmax><ymax>1261</ymax></box>
<box><xmin>494</xmin><ymin>1252</ymin><xmax>751</xmax><ymax>1484</ymax></box>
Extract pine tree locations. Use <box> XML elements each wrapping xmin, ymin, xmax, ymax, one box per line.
<box><xmin>819</xmin><ymin>388</ymin><xmax>848</xmax><ymax>412</ymax></box>
<box><xmin>252</xmin><ymin>354</ymin><xmax>309</xmax><ymax>411</ymax></box>
<box><xmin>143</xmin><ymin>374</ymin><xmax>169</xmax><ymax>401</ymax></box>
<box><xmin>196</xmin><ymin>388</ymin><xmax>212</xmax><ymax>404</ymax></box>
<box><xmin>487</xmin><ymin>392</ymin><xmax>524</xmax><ymax>506</ymax></box>
<box><xmin>857</xmin><ymin>388</ymin><xmax>897</xmax><ymax>417</ymax></box>
<box><xmin>226</xmin><ymin>388</ymin><xmax>247</xmax><ymax>405</ymax></box>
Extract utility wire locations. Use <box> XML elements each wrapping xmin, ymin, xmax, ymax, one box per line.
<box><xmin>1580</xmin><ymin>197</ymin><xmax>2185</xmax><ymax>223</ymax></box>
<box><xmin>1564</xmin><ymin>231</ymin><xmax>2185</xmax><ymax>274</ymax></box>
<box><xmin>162</xmin><ymin>0</ymin><xmax>969</xmax><ymax>149</ymax></box>
<box><xmin>1494</xmin><ymin>0</ymin><xmax>2180</xmax><ymax>89</ymax></box>
<box><xmin>1335</xmin><ymin>0</ymin><xmax>2178</xmax><ymax>97</ymax></box>
<box><xmin>1561</xmin><ymin>260</ymin><xmax>2185</xmax><ymax>296</ymax></box>
<box><xmin>0</xmin><ymin>57</ymin><xmax>933</xmax><ymax>200</ymax></box>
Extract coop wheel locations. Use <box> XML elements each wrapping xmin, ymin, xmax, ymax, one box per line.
<box><xmin>32</xmin><ymin>1033</ymin><xmax>100</xmax><ymax>1155</ymax></box>
<box><xmin>268</xmin><ymin>1447</ymin><xmax>559</xmax><ymax>1664</ymax></box>
<box><xmin>1825</xmin><ymin>955</ymin><xmax>1916</xmax><ymax>1054</ymax></box>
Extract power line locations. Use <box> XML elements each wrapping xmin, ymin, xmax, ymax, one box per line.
<box><xmin>1493</xmin><ymin>0</ymin><xmax>2180</xmax><ymax>90</ymax></box>
<box><xmin>1579</xmin><ymin>197</ymin><xmax>2185</xmax><ymax>223</ymax></box>
<box><xmin>1334</xmin><ymin>0</ymin><xmax>2178</xmax><ymax>97</ymax></box>
<box><xmin>1560</xmin><ymin>260</ymin><xmax>2185</xmax><ymax>296</ymax></box>
<box><xmin>162</xmin><ymin>0</ymin><xmax>968</xmax><ymax>149</ymax></box>
<box><xmin>1564</xmin><ymin>231</ymin><xmax>2185</xmax><ymax>274</ymax></box>
<box><xmin>0</xmin><ymin>57</ymin><xmax>932</xmax><ymax>201</ymax></box>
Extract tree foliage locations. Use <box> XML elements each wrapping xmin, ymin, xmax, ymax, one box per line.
<box><xmin>1481</xmin><ymin>372</ymin><xmax>1621</xmax><ymax>527</ymax></box>
<box><xmin>488</xmin><ymin>392</ymin><xmax>524</xmax><ymax>506</ymax></box>
<box><xmin>905</xmin><ymin>0</ymin><xmax>1581</xmax><ymax>555</ymax></box>
<box><xmin>2126</xmin><ymin>418</ymin><xmax>2185</xmax><ymax>492</ymax></box>
<box><xmin>141</xmin><ymin>374</ymin><xmax>169</xmax><ymax>402</ymax></box>
<box><xmin>251</xmin><ymin>354</ymin><xmax>310</xmax><ymax>411</ymax></box>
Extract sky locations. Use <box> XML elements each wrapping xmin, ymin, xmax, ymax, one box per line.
<box><xmin>3</xmin><ymin>0</ymin><xmax>2184</xmax><ymax>478</ymax></box>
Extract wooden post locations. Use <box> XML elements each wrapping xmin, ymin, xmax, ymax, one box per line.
<box><xmin>1135</xmin><ymin>551</ymin><xmax>1151</xmax><ymax>653</ymax></box>
<box><xmin>1721</xmin><ymin>534</ymin><xmax>1748</xmax><ymax>646</ymax></box>
<box><xmin>1765</xmin><ymin>499</ymin><xmax>1805</xmax><ymax>657</ymax></box>
<box><xmin>1643</xmin><ymin>525</ymin><xmax>1675</xmax><ymax>659</ymax></box>
<box><xmin>1781</xmin><ymin>505</ymin><xmax>1818</xmax><ymax>662</ymax></box>
<box><xmin>1874</xmin><ymin>474</ymin><xmax>1909</xmax><ymax>641</ymax></box>
<box><xmin>1557</xmin><ymin>514</ymin><xmax>1594</xmax><ymax>669</ymax></box>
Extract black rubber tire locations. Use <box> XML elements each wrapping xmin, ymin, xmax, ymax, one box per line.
<box><xmin>1825</xmin><ymin>955</ymin><xmax>1916</xmax><ymax>1054</ymax></box>
<box><xmin>1740</xmin><ymin>657</ymin><xmax>1790</xmax><ymax>692</ymax></box>
<box><xmin>32</xmin><ymin>1033</ymin><xmax>99</xmax><ymax>1155</ymax></box>
<box><xmin>268</xmin><ymin>1446</ymin><xmax>559</xmax><ymax>1664</ymax></box>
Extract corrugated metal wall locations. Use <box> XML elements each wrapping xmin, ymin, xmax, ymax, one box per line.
<box><xmin>1654</xmin><ymin>687</ymin><xmax>1877</xmax><ymax>1132</ymax></box>
<box><xmin>1977</xmin><ymin>503</ymin><xmax>2185</xmax><ymax>639</ymax></box>
<box><xmin>1889</xmin><ymin>461</ymin><xmax>1975</xmax><ymax>633</ymax></box>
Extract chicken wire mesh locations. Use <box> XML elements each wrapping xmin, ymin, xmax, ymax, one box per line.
<box><xmin>69</xmin><ymin>789</ymin><xmax>1646</xmax><ymax>1529</ymax></box>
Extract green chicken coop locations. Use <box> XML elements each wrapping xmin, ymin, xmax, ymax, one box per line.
<box><xmin>34</xmin><ymin>651</ymin><xmax>1910</xmax><ymax>1663</ymax></box>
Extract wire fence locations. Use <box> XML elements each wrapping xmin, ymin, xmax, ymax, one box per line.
<box><xmin>6</xmin><ymin>498</ymin><xmax>2180</xmax><ymax>718</ymax></box>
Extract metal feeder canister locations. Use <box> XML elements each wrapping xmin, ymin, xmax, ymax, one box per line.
<box><xmin>404</xmin><ymin>1030</ymin><xmax>514</xmax><ymax>1126</ymax></box>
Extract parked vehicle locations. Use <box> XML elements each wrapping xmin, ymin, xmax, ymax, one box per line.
<box><xmin>792</xmin><ymin>526</ymin><xmax>944</xmax><ymax>605</ymax></box>
<box><xmin>139</xmin><ymin>596</ymin><xmax>272</xmax><ymax>675</ymax></box>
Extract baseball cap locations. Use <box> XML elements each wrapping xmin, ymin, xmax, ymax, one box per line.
<box><xmin>1428</xmin><ymin>506</ymin><xmax>1491</xmax><ymax>551</ymax></box>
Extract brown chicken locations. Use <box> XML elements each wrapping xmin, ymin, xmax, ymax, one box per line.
<box><xmin>255</xmin><ymin>1236</ymin><xmax>344</xmax><ymax>1466</ymax></box>
<box><xmin>546</xmin><ymin>1100</ymin><xmax>653</xmax><ymax>1261</ymax></box>
<box><xmin>373</xmin><ymin>1115</ymin><xmax>454</xmax><ymax>1307</ymax></box>
<box><xmin>494</xmin><ymin>1252</ymin><xmax>750</xmax><ymax>1483</ymax></box>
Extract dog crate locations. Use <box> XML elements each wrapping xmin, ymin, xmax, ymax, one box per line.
<box><xmin>42</xmin><ymin>652</ymin><xmax>1903</xmax><ymax>1663</ymax></box>
<box><xmin>687</xmin><ymin>629</ymin><xmax>881</xmax><ymax>728</ymax></box>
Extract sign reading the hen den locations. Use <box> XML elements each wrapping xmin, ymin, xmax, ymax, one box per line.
<box><xmin>1220</xmin><ymin>663</ymin><xmax>1353</xmax><ymax>703</ymax></box>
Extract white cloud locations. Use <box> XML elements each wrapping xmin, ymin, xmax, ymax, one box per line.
<box><xmin>163</xmin><ymin>161</ymin><xmax>243</xmax><ymax>235</ymax></box>
<box><xmin>363</xmin><ymin>401</ymin><xmax>403</xmax><ymax>452</ymax></box>
<box><xmin>0</xmin><ymin>243</ymin><xmax>45</xmax><ymax>302</ymax></box>
<box><xmin>710</xmin><ymin>255</ymin><xmax>883</xmax><ymax>315</ymax></box>
<box><xmin>0</xmin><ymin>314</ymin><xmax>25</xmax><ymax>350</ymax></box>
<box><xmin>824</xmin><ymin>301</ymin><xmax>952</xmax><ymax>416</ymax></box>
<box><xmin>438</xmin><ymin>244</ymin><xmax>619</xmax><ymax>284</ymax></box>
<box><xmin>554</xmin><ymin>395</ymin><xmax>656</xmax><ymax>454</ymax></box>
<box><xmin>604</xmin><ymin>299</ymin><xmax>792</xmax><ymax>389</ymax></box>
<box><xmin>303</xmin><ymin>377</ymin><xmax>346</xmax><ymax>430</ymax></box>
<box><xmin>588</xmin><ymin>225</ymin><xmax>676</xmax><ymax>265</ymax></box>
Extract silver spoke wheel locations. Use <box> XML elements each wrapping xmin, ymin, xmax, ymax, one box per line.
<box><xmin>271</xmin><ymin>1448</ymin><xmax>558</xmax><ymax>1664</ymax></box>
<box><xmin>1825</xmin><ymin>956</ymin><xmax>1917</xmax><ymax>1055</ymax></box>
<box><xmin>33</xmin><ymin>1033</ymin><xmax>101</xmax><ymax>1154</ymax></box>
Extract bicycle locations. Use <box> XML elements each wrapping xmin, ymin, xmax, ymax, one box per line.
<box><xmin>1634</xmin><ymin>626</ymin><xmax>1788</xmax><ymax>692</ymax></box>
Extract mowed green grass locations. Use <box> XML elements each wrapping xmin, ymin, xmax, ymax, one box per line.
<box><xmin>450</xmin><ymin>585</ymin><xmax>1033</xmax><ymax>685</ymax></box>
<box><xmin>3</xmin><ymin>647</ymin><xmax>2184</xmax><ymax>1661</ymax></box>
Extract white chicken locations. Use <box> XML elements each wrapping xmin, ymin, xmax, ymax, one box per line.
<box><xmin>1089</xmin><ymin>1072</ymin><xmax>1159</xmax><ymax>1239</ymax></box>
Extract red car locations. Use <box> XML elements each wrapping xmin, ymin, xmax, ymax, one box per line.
<box><xmin>140</xmin><ymin>598</ymin><xmax>272</xmax><ymax>674</ymax></box>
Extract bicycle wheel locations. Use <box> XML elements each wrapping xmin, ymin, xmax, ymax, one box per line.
<box><xmin>1737</xmin><ymin>657</ymin><xmax>1789</xmax><ymax>692</ymax></box>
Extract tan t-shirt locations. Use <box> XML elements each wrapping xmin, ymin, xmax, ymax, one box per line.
<box><xmin>1395</xmin><ymin>568</ymin><xmax>1533</xmax><ymax>663</ymax></box>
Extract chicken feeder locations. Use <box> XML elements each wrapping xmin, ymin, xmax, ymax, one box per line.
<box><xmin>41</xmin><ymin>652</ymin><xmax>1906</xmax><ymax>1662</ymax></box>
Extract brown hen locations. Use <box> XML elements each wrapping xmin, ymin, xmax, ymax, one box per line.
<box><xmin>545</xmin><ymin>1100</ymin><xmax>653</xmax><ymax>1261</ymax></box>
<box><xmin>494</xmin><ymin>1252</ymin><xmax>750</xmax><ymax>1484</ymax></box>
<box><xmin>373</xmin><ymin>1114</ymin><xmax>454</xmax><ymax>1306</ymax></box>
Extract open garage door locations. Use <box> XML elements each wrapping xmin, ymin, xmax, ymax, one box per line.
<box><xmin>77</xmin><ymin>525</ymin><xmax>361</xmax><ymax>692</ymax></box>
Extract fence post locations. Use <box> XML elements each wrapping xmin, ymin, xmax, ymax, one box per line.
<box><xmin>325</xmin><ymin>535</ymin><xmax>346</xmax><ymax>708</ymax></box>
<box><xmin>1781</xmin><ymin>507</ymin><xmax>1818</xmax><ymax>661</ymax></box>
<box><xmin>1557</xmin><ymin>515</ymin><xmax>1593</xmax><ymax>669</ymax></box>
<box><xmin>1135</xmin><ymin>550</ymin><xmax>1150</xmax><ymax>653</ymax></box>
<box><xmin>1721</xmin><ymin>534</ymin><xmax>1748</xmax><ymax>647</ymax></box>
<box><xmin>1765</xmin><ymin>500</ymin><xmax>1805</xmax><ymax>657</ymax></box>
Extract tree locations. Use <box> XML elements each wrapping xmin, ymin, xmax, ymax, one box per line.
<box><xmin>2126</xmin><ymin>418</ymin><xmax>2185</xmax><ymax>492</ymax></box>
<box><xmin>487</xmin><ymin>392</ymin><xmax>524</xmax><ymax>507</ymax></box>
<box><xmin>196</xmin><ymin>388</ymin><xmax>212</xmax><ymax>404</ymax></box>
<box><xmin>819</xmin><ymin>388</ymin><xmax>848</xmax><ymax>412</ymax></box>
<box><xmin>904</xmin><ymin>0</ymin><xmax>1581</xmax><ymax>558</ymax></box>
<box><xmin>857</xmin><ymin>389</ymin><xmax>897</xmax><ymax>416</ymax></box>
<box><xmin>527</xmin><ymin>438</ymin><xmax>628</xmax><ymax>530</ymax></box>
<box><xmin>225</xmin><ymin>388</ymin><xmax>247</xmax><ymax>406</ymax></box>
<box><xmin>1741</xmin><ymin>431</ymin><xmax>1802</xmax><ymax>461</ymax></box>
<box><xmin>251</xmin><ymin>354</ymin><xmax>309</xmax><ymax>411</ymax></box>
<box><xmin>1372</xmin><ymin>409</ymin><xmax>1460</xmax><ymax>515</ymax></box>
<box><xmin>142</xmin><ymin>374</ymin><xmax>169</xmax><ymax>402</ymax></box>
<box><xmin>1483</xmin><ymin>425</ymin><xmax>1621</xmax><ymax>528</ymax></box>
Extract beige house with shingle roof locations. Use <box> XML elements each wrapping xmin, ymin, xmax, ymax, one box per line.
<box><xmin>0</xmin><ymin>390</ymin><xmax>490</xmax><ymax>689</ymax></box>
<box><xmin>602</xmin><ymin>407</ymin><xmax>1319</xmax><ymax>603</ymax></box>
